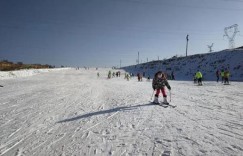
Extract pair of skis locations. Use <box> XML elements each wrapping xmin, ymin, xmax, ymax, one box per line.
<box><xmin>150</xmin><ymin>91</ymin><xmax>176</xmax><ymax>108</ymax></box>
<box><xmin>151</xmin><ymin>101</ymin><xmax>177</xmax><ymax>108</ymax></box>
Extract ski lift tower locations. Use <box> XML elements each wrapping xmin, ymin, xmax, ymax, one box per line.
<box><xmin>224</xmin><ymin>24</ymin><xmax>239</xmax><ymax>49</ymax></box>
<box><xmin>207</xmin><ymin>43</ymin><xmax>214</xmax><ymax>52</ymax></box>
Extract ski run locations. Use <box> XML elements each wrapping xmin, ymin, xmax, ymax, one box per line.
<box><xmin>0</xmin><ymin>68</ymin><xmax>243</xmax><ymax>156</ymax></box>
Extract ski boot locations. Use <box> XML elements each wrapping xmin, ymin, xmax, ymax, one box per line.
<box><xmin>163</xmin><ymin>97</ymin><xmax>169</xmax><ymax>105</ymax></box>
<box><xmin>153</xmin><ymin>96</ymin><xmax>159</xmax><ymax>104</ymax></box>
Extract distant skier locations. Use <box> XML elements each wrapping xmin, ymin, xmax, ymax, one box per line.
<box><xmin>224</xmin><ymin>69</ymin><xmax>230</xmax><ymax>84</ymax></box>
<box><xmin>195</xmin><ymin>70</ymin><xmax>203</xmax><ymax>86</ymax></box>
<box><xmin>137</xmin><ymin>73</ymin><xmax>142</xmax><ymax>81</ymax></box>
<box><xmin>143</xmin><ymin>72</ymin><xmax>145</xmax><ymax>77</ymax></box>
<box><xmin>125</xmin><ymin>73</ymin><xmax>130</xmax><ymax>81</ymax></box>
<box><xmin>147</xmin><ymin>75</ymin><xmax>150</xmax><ymax>81</ymax></box>
<box><xmin>108</xmin><ymin>71</ymin><xmax>112</xmax><ymax>79</ymax></box>
<box><xmin>116</xmin><ymin>71</ymin><xmax>120</xmax><ymax>77</ymax></box>
<box><xmin>193</xmin><ymin>73</ymin><xmax>197</xmax><ymax>84</ymax></box>
<box><xmin>97</xmin><ymin>72</ymin><xmax>100</xmax><ymax>78</ymax></box>
<box><xmin>171</xmin><ymin>71</ymin><xmax>175</xmax><ymax>80</ymax></box>
<box><xmin>216</xmin><ymin>70</ymin><xmax>220</xmax><ymax>82</ymax></box>
<box><xmin>220</xmin><ymin>69</ymin><xmax>224</xmax><ymax>83</ymax></box>
<box><xmin>152</xmin><ymin>71</ymin><xmax>171</xmax><ymax>104</ymax></box>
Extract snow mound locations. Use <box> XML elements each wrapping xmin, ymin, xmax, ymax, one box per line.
<box><xmin>0</xmin><ymin>68</ymin><xmax>70</xmax><ymax>80</ymax></box>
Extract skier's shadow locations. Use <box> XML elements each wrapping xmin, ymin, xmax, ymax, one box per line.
<box><xmin>57</xmin><ymin>103</ymin><xmax>155</xmax><ymax>123</ymax></box>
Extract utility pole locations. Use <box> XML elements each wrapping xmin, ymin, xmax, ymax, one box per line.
<box><xmin>147</xmin><ymin>58</ymin><xmax>148</xmax><ymax>62</ymax></box>
<box><xmin>120</xmin><ymin>59</ymin><xmax>121</xmax><ymax>68</ymax></box>
<box><xmin>186</xmin><ymin>34</ymin><xmax>189</xmax><ymax>57</ymax></box>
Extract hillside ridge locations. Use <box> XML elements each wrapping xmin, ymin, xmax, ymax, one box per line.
<box><xmin>122</xmin><ymin>48</ymin><xmax>243</xmax><ymax>81</ymax></box>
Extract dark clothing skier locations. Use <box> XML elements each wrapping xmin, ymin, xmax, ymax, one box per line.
<box><xmin>137</xmin><ymin>73</ymin><xmax>142</xmax><ymax>81</ymax></box>
<box><xmin>152</xmin><ymin>71</ymin><xmax>171</xmax><ymax>104</ymax></box>
<box><xmin>171</xmin><ymin>71</ymin><xmax>175</xmax><ymax>80</ymax></box>
<box><xmin>224</xmin><ymin>69</ymin><xmax>230</xmax><ymax>84</ymax></box>
<box><xmin>216</xmin><ymin>70</ymin><xmax>220</xmax><ymax>82</ymax></box>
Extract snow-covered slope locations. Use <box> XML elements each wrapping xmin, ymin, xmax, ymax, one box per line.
<box><xmin>0</xmin><ymin>68</ymin><xmax>242</xmax><ymax>156</ymax></box>
<box><xmin>122</xmin><ymin>49</ymin><xmax>243</xmax><ymax>81</ymax></box>
<box><xmin>0</xmin><ymin>68</ymin><xmax>70</xmax><ymax>80</ymax></box>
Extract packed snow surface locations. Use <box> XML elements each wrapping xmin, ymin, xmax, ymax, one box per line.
<box><xmin>0</xmin><ymin>68</ymin><xmax>243</xmax><ymax>156</ymax></box>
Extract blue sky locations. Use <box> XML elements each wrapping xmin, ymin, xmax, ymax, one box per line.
<box><xmin>0</xmin><ymin>0</ymin><xmax>243</xmax><ymax>67</ymax></box>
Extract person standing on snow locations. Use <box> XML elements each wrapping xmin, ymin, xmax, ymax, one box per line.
<box><xmin>152</xmin><ymin>71</ymin><xmax>171</xmax><ymax>104</ymax></box>
<box><xmin>125</xmin><ymin>73</ymin><xmax>130</xmax><ymax>81</ymax></box>
<box><xmin>220</xmin><ymin>69</ymin><xmax>224</xmax><ymax>83</ymax></box>
<box><xmin>137</xmin><ymin>73</ymin><xmax>142</xmax><ymax>81</ymax></box>
<box><xmin>108</xmin><ymin>71</ymin><xmax>112</xmax><ymax>79</ymax></box>
<box><xmin>196</xmin><ymin>70</ymin><xmax>203</xmax><ymax>85</ymax></box>
<box><xmin>216</xmin><ymin>70</ymin><xmax>220</xmax><ymax>82</ymax></box>
<box><xmin>171</xmin><ymin>71</ymin><xmax>175</xmax><ymax>80</ymax></box>
<box><xmin>224</xmin><ymin>69</ymin><xmax>230</xmax><ymax>84</ymax></box>
<box><xmin>193</xmin><ymin>73</ymin><xmax>197</xmax><ymax>84</ymax></box>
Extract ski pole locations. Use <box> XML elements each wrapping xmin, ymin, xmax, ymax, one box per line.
<box><xmin>169</xmin><ymin>90</ymin><xmax>171</xmax><ymax>102</ymax></box>
<box><xmin>151</xmin><ymin>90</ymin><xmax>155</xmax><ymax>100</ymax></box>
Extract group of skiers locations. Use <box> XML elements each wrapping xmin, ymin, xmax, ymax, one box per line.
<box><xmin>193</xmin><ymin>68</ymin><xmax>231</xmax><ymax>86</ymax></box>
<box><xmin>96</xmin><ymin>68</ymin><xmax>232</xmax><ymax>105</ymax></box>
<box><xmin>194</xmin><ymin>69</ymin><xmax>230</xmax><ymax>85</ymax></box>
<box><xmin>152</xmin><ymin>68</ymin><xmax>231</xmax><ymax>104</ymax></box>
<box><xmin>216</xmin><ymin>69</ymin><xmax>230</xmax><ymax>84</ymax></box>
<box><xmin>106</xmin><ymin>71</ymin><xmax>122</xmax><ymax>79</ymax></box>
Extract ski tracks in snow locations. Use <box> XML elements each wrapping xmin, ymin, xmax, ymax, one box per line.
<box><xmin>0</xmin><ymin>69</ymin><xmax>243</xmax><ymax>155</ymax></box>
